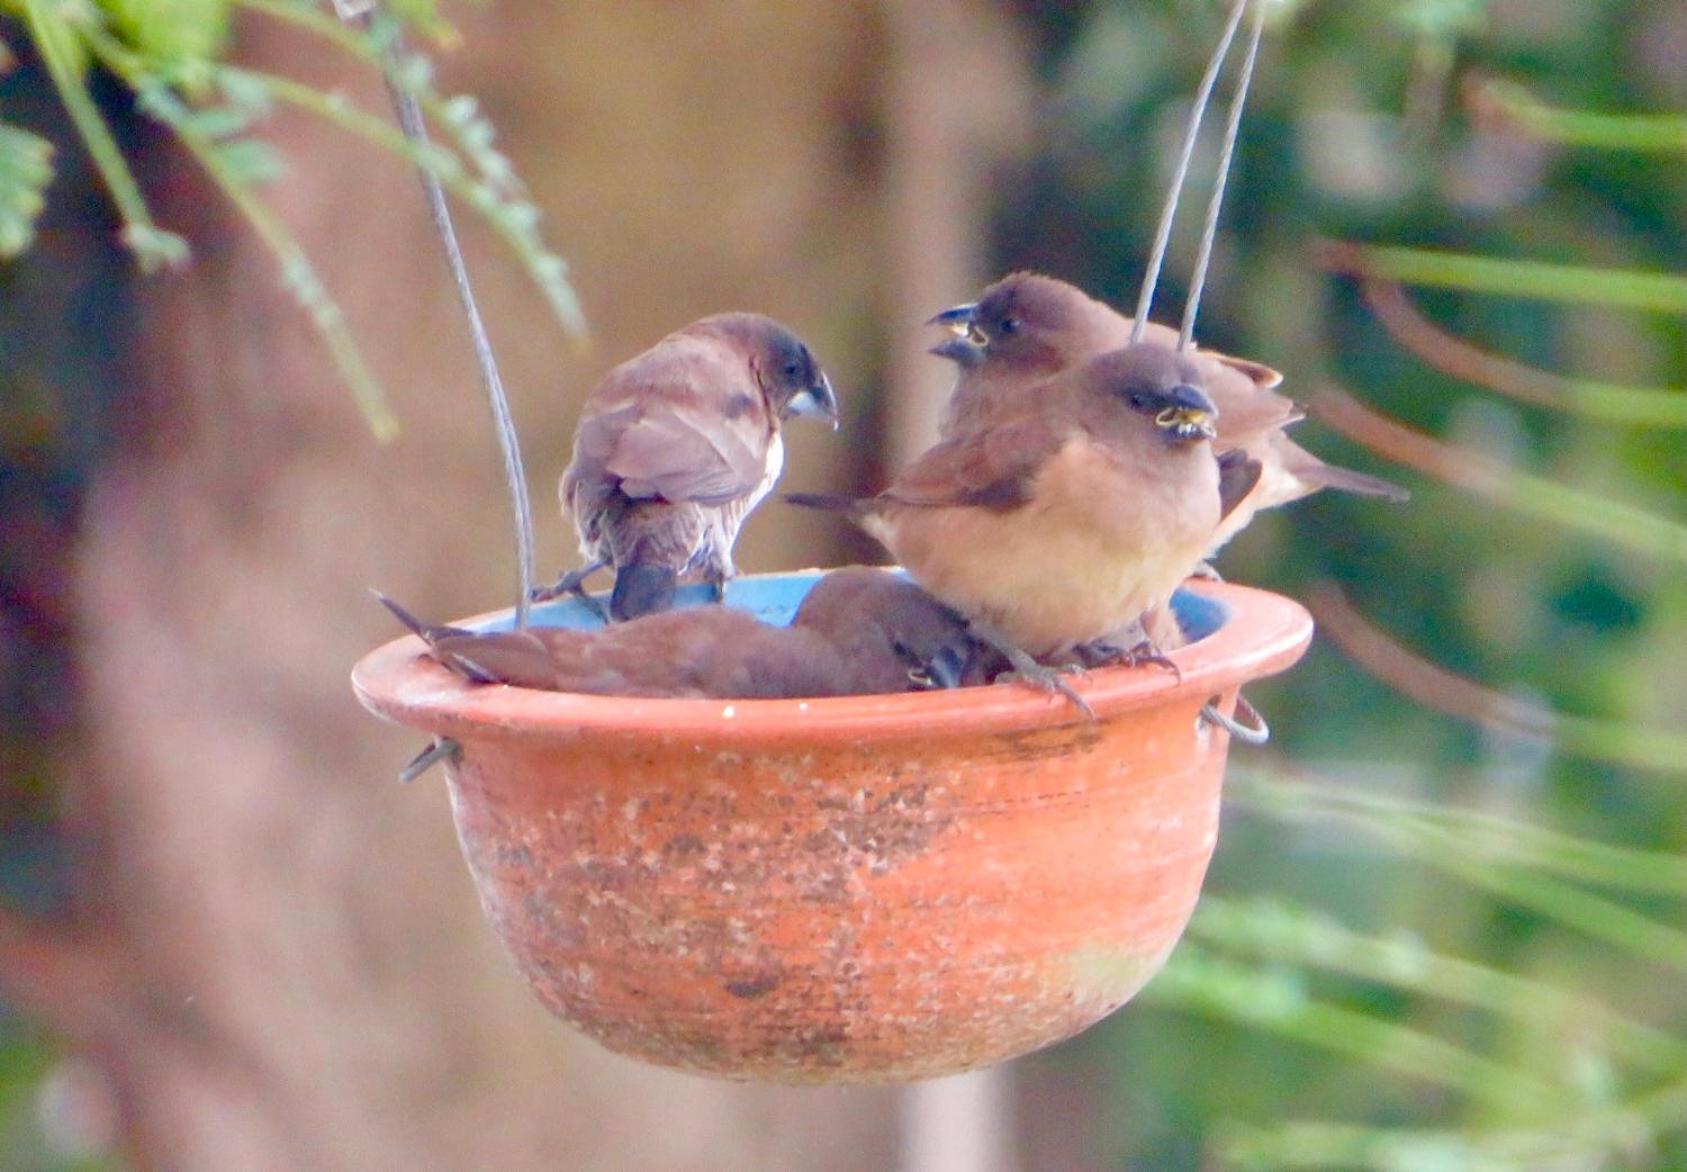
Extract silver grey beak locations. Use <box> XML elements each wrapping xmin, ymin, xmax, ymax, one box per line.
<box><xmin>926</xmin><ymin>302</ymin><xmax>978</xmax><ymax>331</ymax></box>
<box><xmin>928</xmin><ymin>336</ymin><xmax>986</xmax><ymax>368</ymax></box>
<box><xmin>789</xmin><ymin>373</ymin><xmax>840</xmax><ymax>429</ymax></box>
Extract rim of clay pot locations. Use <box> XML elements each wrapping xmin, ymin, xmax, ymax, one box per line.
<box><xmin>352</xmin><ymin>572</ymin><xmax>1312</xmax><ymax>744</ymax></box>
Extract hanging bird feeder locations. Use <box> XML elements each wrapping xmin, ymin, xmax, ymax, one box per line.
<box><xmin>353</xmin><ymin>572</ymin><xmax>1310</xmax><ymax>1082</ymax></box>
<box><xmin>350</xmin><ymin>0</ymin><xmax>1313</xmax><ymax>1085</ymax></box>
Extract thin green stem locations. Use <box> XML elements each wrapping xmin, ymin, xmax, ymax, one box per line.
<box><xmin>1320</xmin><ymin>241</ymin><xmax>1687</xmax><ymax>315</ymax></box>
<box><xmin>85</xmin><ymin>34</ymin><xmax>397</xmax><ymax>440</ymax></box>
<box><xmin>1360</xmin><ymin>280</ymin><xmax>1687</xmax><ymax>428</ymax></box>
<box><xmin>1310</xmin><ymin>583</ymin><xmax>1687</xmax><ymax>776</ymax></box>
<box><xmin>231</xmin><ymin>0</ymin><xmax>585</xmax><ymax>339</ymax></box>
<box><xmin>1475</xmin><ymin>79</ymin><xmax>1687</xmax><ymax>153</ymax></box>
<box><xmin>1191</xmin><ymin>896</ymin><xmax>1687</xmax><ymax>1072</ymax></box>
<box><xmin>221</xmin><ymin>65</ymin><xmax>579</xmax><ymax>364</ymax></box>
<box><xmin>1235</xmin><ymin>779</ymin><xmax>1687</xmax><ymax>965</ymax></box>
<box><xmin>1312</xmin><ymin>386</ymin><xmax>1687</xmax><ymax>568</ymax></box>
<box><xmin>1227</xmin><ymin>767</ymin><xmax>1687</xmax><ymax>897</ymax></box>
<box><xmin>1223</xmin><ymin>1082</ymin><xmax>1686</xmax><ymax>1171</ymax></box>
<box><xmin>1432</xmin><ymin>855</ymin><xmax>1687</xmax><ymax>972</ymax></box>
<box><xmin>1145</xmin><ymin>947</ymin><xmax>1565</xmax><ymax>1114</ymax></box>
<box><xmin>235</xmin><ymin>0</ymin><xmax>386</xmax><ymax>62</ymax></box>
<box><xmin>21</xmin><ymin>0</ymin><xmax>185</xmax><ymax>271</ymax></box>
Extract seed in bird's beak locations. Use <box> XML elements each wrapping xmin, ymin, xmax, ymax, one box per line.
<box><xmin>1155</xmin><ymin>406</ymin><xmax>1217</xmax><ymax>441</ymax></box>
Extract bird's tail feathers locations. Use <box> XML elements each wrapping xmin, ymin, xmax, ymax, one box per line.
<box><xmin>610</xmin><ymin>563</ymin><xmax>679</xmax><ymax>621</ymax></box>
<box><xmin>373</xmin><ymin>588</ymin><xmax>556</xmax><ymax>687</ymax></box>
<box><xmin>784</xmin><ymin>491</ymin><xmax>870</xmax><ymax>521</ymax></box>
<box><xmin>1302</xmin><ymin>462</ymin><xmax>1410</xmax><ymax>502</ymax></box>
<box><xmin>428</xmin><ymin>631</ymin><xmax>558</xmax><ymax>688</ymax></box>
<box><xmin>373</xmin><ymin>589</ymin><xmax>468</xmax><ymax>645</ymax></box>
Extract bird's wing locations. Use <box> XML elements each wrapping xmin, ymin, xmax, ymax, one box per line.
<box><xmin>1216</xmin><ymin>448</ymin><xmax>1264</xmax><ymax>522</ymax></box>
<box><xmin>882</xmin><ymin>414</ymin><xmax>1065</xmax><ymax>511</ymax></box>
<box><xmin>1205</xmin><ymin>349</ymin><xmax>1285</xmax><ymax>389</ymax></box>
<box><xmin>577</xmin><ymin>393</ymin><xmax>771</xmax><ymax>506</ymax></box>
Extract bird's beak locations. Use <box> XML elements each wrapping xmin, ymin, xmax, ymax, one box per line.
<box><xmin>927</xmin><ymin>336</ymin><xmax>986</xmax><ymax>369</ymax></box>
<box><xmin>926</xmin><ymin>302</ymin><xmax>988</xmax><ymax>347</ymax></box>
<box><xmin>921</xmin><ymin>644</ymin><xmax>968</xmax><ymax>690</ymax></box>
<box><xmin>788</xmin><ymin>372</ymin><xmax>841</xmax><ymax>429</ymax></box>
<box><xmin>1155</xmin><ymin>383</ymin><xmax>1219</xmax><ymax>441</ymax></box>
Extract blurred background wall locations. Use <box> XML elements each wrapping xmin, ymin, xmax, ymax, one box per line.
<box><xmin>1</xmin><ymin>1</ymin><xmax>1683</xmax><ymax>1169</ymax></box>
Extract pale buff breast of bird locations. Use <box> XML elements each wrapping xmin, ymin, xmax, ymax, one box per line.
<box><xmin>794</xmin><ymin>344</ymin><xmax>1232</xmax><ymax>662</ymax></box>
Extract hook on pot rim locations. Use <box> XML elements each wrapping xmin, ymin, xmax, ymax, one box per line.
<box><xmin>1201</xmin><ymin>695</ymin><xmax>1270</xmax><ymax>745</ymax></box>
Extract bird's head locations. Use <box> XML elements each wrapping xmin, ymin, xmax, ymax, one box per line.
<box><xmin>927</xmin><ymin>273</ymin><xmax>1108</xmax><ymax>374</ymax></box>
<box><xmin>710</xmin><ymin>314</ymin><xmax>840</xmax><ymax>429</ymax></box>
<box><xmin>793</xmin><ymin>569</ymin><xmax>985</xmax><ymax>693</ymax></box>
<box><xmin>1086</xmin><ymin>343</ymin><xmax>1219</xmax><ymax>444</ymax></box>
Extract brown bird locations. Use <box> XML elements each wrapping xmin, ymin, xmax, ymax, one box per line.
<box><xmin>929</xmin><ymin>272</ymin><xmax>1406</xmax><ymax>552</ymax></box>
<box><xmin>790</xmin><ymin>344</ymin><xmax>1262</xmax><ymax>712</ymax></box>
<box><xmin>539</xmin><ymin>313</ymin><xmax>839</xmax><ymax>622</ymax></box>
<box><xmin>375</xmin><ymin>568</ymin><xmax>986</xmax><ymax>700</ymax></box>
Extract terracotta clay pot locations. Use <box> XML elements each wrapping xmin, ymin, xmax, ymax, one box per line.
<box><xmin>352</xmin><ymin>572</ymin><xmax>1312</xmax><ymax>1083</ymax></box>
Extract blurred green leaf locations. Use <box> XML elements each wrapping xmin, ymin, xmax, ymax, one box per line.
<box><xmin>1190</xmin><ymin>896</ymin><xmax>1687</xmax><ymax>1071</ymax></box>
<box><xmin>1229</xmin><ymin>769</ymin><xmax>1687</xmax><ymax>896</ymax></box>
<box><xmin>1474</xmin><ymin>79</ymin><xmax>1687</xmax><ymax>153</ymax></box>
<box><xmin>234</xmin><ymin>0</ymin><xmax>589</xmax><ymax>344</ymax></box>
<box><xmin>1313</xmin><ymin>387</ymin><xmax>1687</xmax><ymax>568</ymax></box>
<box><xmin>88</xmin><ymin>29</ymin><xmax>397</xmax><ymax>440</ymax></box>
<box><xmin>1324</xmin><ymin>243</ymin><xmax>1687</xmax><ymax>315</ymax></box>
<box><xmin>1393</xmin><ymin>0</ymin><xmax>1487</xmax><ymax>37</ymax></box>
<box><xmin>1145</xmin><ymin>945</ymin><xmax>1564</xmax><ymax>1114</ymax></box>
<box><xmin>21</xmin><ymin>0</ymin><xmax>187</xmax><ymax>271</ymax></box>
<box><xmin>0</xmin><ymin>120</ymin><xmax>55</xmax><ymax>258</ymax></box>
<box><xmin>97</xmin><ymin>0</ymin><xmax>229</xmax><ymax>71</ymax></box>
<box><xmin>1434</xmin><ymin>859</ymin><xmax>1687</xmax><ymax>971</ymax></box>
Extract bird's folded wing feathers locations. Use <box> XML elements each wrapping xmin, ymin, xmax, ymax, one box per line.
<box><xmin>1217</xmin><ymin>448</ymin><xmax>1265</xmax><ymax>521</ymax></box>
<box><xmin>1207</xmin><ymin>350</ymin><xmax>1285</xmax><ymax>389</ymax></box>
<box><xmin>882</xmin><ymin>416</ymin><xmax>1065</xmax><ymax>511</ymax></box>
<box><xmin>585</xmin><ymin>401</ymin><xmax>769</xmax><ymax>505</ymax></box>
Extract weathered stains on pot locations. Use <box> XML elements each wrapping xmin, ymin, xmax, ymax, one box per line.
<box><xmin>438</xmin><ymin>697</ymin><xmax>1226</xmax><ymax>1082</ymax></box>
<box><xmin>354</xmin><ymin>578</ymin><xmax>1314</xmax><ymax>1083</ymax></box>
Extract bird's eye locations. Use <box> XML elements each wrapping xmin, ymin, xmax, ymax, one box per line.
<box><xmin>1127</xmin><ymin>391</ymin><xmax>1152</xmax><ymax>410</ymax></box>
<box><xmin>999</xmin><ymin>317</ymin><xmax>1021</xmax><ymax>336</ymax></box>
<box><xmin>783</xmin><ymin>362</ymin><xmax>803</xmax><ymax>380</ymax></box>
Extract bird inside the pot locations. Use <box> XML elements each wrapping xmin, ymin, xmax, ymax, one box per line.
<box><xmin>535</xmin><ymin>313</ymin><xmax>839</xmax><ymax>623</ymax></box>
<box><xmin>377</xmin><ymin>567</ymin><xmax>989</xmax><ymax>700</ymax></box>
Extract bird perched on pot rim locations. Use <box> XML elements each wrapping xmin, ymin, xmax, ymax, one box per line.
<box><xmin>928</xmin><ymin>272</ymin><xmax>1407</xmax><ymax>553</ymax></box>
<box><xmin>539</xmin><ymin>313</ymin><xmax>839</xmax><ymax>622</ymax></box>
<box><xmin>375</xmin><ymin>568</ymin><xmax>986</xmax><ymax>700</ymax></box>
<box><xmin>789</xmin><ymin>344</ymin><xmax>1262</xmax><ymax>711</ymax></box>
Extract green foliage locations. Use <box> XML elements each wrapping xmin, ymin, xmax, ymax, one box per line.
<box><xmin>0</xmin><ymin>119</ymin><xmax>53</xmax><ymax>257</ymax></box>
<box><xmin>98</xmin><ymin>0</ymin><xmax>229</xmax><ymax>73</ymax></box>
<box><xmin>3</xmin><ymin>0</ymin><xmax>585</xmax><ymax>438</ymax></box>
<box><xmin>1007</xmin><ymin>1</ymin><xmax>1687</xmax><ymax>1167</ymax></box>
<box><xmin>1131</xmin><ymin>768</ymin><xmax>1687</xmax><ymax>1170</ymax></box>
<box><xmin>1475</xmin><ymin>80</ymin><xmax>1687</xmax><ymax>154</ymax></box>
<box><xmin>236</xmin><ymin>0</ymin><xmax>587</xmax><ymax>340</ymax></box>
<box><xmin>1331</xmin><ymin>245</ymin><xmax>1687</xmax><ymax>316</ymax></box>
<box><xmin>19</xmin><ymin>0</ymin><xmax>186</xmax><ymax>272</ymax></box>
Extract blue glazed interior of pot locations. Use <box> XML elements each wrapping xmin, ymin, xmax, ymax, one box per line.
<box><xmin>482</xmin><ymin>570</ymin><xmax>1229</xmax><ymax>646</ymax></box>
